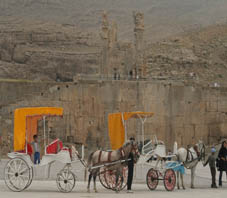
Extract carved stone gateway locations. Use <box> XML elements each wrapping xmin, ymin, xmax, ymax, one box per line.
<box><xmin>100</xmin><ymin>12</ymin><xmax>119</xmax><ymax>78</ymax></box>
<box><xmin>133</xmin><ymin>11</ymin><xmax>144</xmax><ymax>51</ymax></box>
<box><xmin>101</xmin><ymin>11</ymin><xmax>109</xmax><ymax>40</ymax></box>
<box><xmin>133</xmin><ymin>11</ymin><xmax>146</xmax><ymax>78</ymax></box>
<box><xmin>100</xmin><ymin>11</ymin><xmax>110</xmax><ymax>77</ymax></box>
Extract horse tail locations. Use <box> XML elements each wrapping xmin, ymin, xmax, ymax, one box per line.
<box><xmin>173</xmin><ymin>141</ymin><xmax>178</xmax><ymax>155</ymax></box>
<box><xmin>172</xmin><ymin>149</ymin><xmax>179</xmax><ymax>162</ymax></box>
<box><xmin>87</xmin><ymin>151</ymin><xmax>95</xmax><ymax>167</ymax></box>
<box><xmin>84</xmin><ymin>151</ymin><xmax>95</xmax><ymax>181</ymax></box>
<box><xmin>84</xmin><ymin>167</ymin><xmax>87</xmax><ymax>182</ymax></box>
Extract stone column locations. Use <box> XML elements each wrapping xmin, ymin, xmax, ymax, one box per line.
<box><xmin>108</xmin><ymin>21</ymin><xmax>118</xmax><ymax>49</ymax></box>
<box><xmin>100</xmin><ymin>11</ymin><xmax>110</xmax><ymax>78</ymax></box>
<box><xmin>133</xmin><ymin>11</ymin><xmax>147</xmax><ymax>78</ymax></box>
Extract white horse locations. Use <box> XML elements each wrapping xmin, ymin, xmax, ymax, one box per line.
<box><xmin>176</xmin><ymin>141</ymin><xmax>205</xmax><ymax>189</ymax></box>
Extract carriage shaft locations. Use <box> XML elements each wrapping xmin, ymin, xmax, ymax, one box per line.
<box><xmin>90</xmin><ymin>159</ymin><xmax>130</xmax><ymax>170</ymax></box>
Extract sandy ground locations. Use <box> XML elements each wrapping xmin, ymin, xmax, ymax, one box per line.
<box><xmin>0</xmin><ymin>180</ymin><xmax>227</xmax><ymax>198</ymax></box>
<box><xmin>0</xmin><ymin>159</ymin><xmax>227</xmax><ymax>198</ymax></box>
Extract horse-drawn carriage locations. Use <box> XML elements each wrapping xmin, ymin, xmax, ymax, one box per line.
<box><xmin>96</xmin><ymin>112</ymin><xmax>151</xmax><ymax>191</ymax></box>
<box><xmin>4</xmin><ymin>107</ymin><xmax>140</xmax><ymax>193</ymax></box>
<box><xmin>98</xmin><ymin>111</ymin><xmax>178</xmax><ymax>191</ymax></box>
<box><xmin>4</xmin><ymin>107</ymin><xmax>207</xmax><ymax>193</ymax></box>
<box><xmin>4</xmin><ymin>107</ymin><xmax>82</xmax><ymax>192</ymax></box>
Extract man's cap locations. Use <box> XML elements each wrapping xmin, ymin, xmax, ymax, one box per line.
<box><xmin>211</xmin><ymin>147</ymin><xmax>216</xmax><ymax>153</ymax></box>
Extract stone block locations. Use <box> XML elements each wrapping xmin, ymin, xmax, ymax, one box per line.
<box><xmin>0</xmin><ymin>49</ymin><xmax>12</xmax><ymax>62</ymax></box>
<box><xmin>219</xmin><ymin>123</ymin><xmax>227</xmax><ymax>137</ymax></box>
<box><xmin>172</xmin><ymin>116</ymin><xmax>184</xmax><ymax>128</ymax></box>
<box><xmin>14</xmin><ymin>32</ymin><xmax>32</xmax><ymax>43</ymax></box>
<box><xmin>206</xmin><ymin>101</ymin><xmax>218</xmax><ymax>112</ymax></box>
<box><xmin>218</xmin><ymin>100</ymin><xmax>227</xmax><ymax>112</ymax></box>
<box><xmin>13</xmin><ymin>45</ymin><xmax>28</xmax><ymax>64</ymax></box>
<box><xmin>32</xmin><ymin>33</ymin><xmax>56</xmax><ymax>43</ymax></box>
<box><xmin>183</xmin><ymin>125</ymin><xmax>196</xmax><ymax>145</ymax></box>
<box><xmin>208</xmin><ymin>123</ymin><xmax>222</xmax><ymax>140</ymax></box>
<box><xmin>205</xmin><ymin>112</ymin><xmax>219</xmax><ymax>124</ymax></box>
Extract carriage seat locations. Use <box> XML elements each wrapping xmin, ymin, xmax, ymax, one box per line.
<box><xmin>17</xmin><ymin>143</ymin><xmax>33</xmax><ymax>157</ymax></box>
<box><xmin>46</xmin><ymin>139</ymin><xmax>63</xmax><ymax>154</ymax></box>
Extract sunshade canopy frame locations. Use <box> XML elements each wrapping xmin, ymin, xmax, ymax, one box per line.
<box><xmin>14</xmin><ymin>107</ymin><xmax>63</xmax><ymax>152</ymax></box>
<box><xmin>108</xmin><ymin>111</ymin><xmax>154</xmax><ymax>150</ymax></box>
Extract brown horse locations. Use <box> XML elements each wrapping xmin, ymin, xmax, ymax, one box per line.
<box><xmin>86</xmin><ymin>140</ymin><xmax>140</xmax><ymax>192</ymax></box>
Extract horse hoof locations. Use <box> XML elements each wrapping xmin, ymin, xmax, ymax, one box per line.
<box><xmin>87</xmin><ymin>189</ymin><xmax>90</xmax><ymax>193</ymax></box>
<box><xmin>177</xmin><ymin>187</ymin><xmax>180</xmax><ymax>190</ymax></box>
<box><xmin>94</xmin><ymin>190</ymin><xmax>98</xmax><ymax>193</ymax></box>
<box><xmin>191</xmin><ymin>186</ymin><xmax>195</xmax><ymax>189</ymax></box>
<box><xmin>183</xmin><ymin>187</ymin><xmax>185</xmax><ymax>190</ymax></box>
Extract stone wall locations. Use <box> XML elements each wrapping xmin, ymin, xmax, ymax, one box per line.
<box><xmin>0</xmin><ymin>80</ymin><xmax>227</xmax><ymax>157</ymax></box>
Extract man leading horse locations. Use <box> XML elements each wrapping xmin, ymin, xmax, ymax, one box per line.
<box><xmin>86</xmin><ymin>138</ymin><xmax>140</xmax><ymax>192</ymax></box>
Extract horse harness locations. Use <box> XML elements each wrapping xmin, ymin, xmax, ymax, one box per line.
<box><xmin>97</xmin><ymin>150</ymin><xmax>111</xmax><ymax>163</ymax></box>
<box><xmin>97</xmin><ymin>148</ymin><xmax>126</xmax><ymax>164</ymax></box>
<box><xmin>185</xmin><ymin>145</ymin><xmax>203</xmax><ymax>164</ymax></box>
<box><xmin>97</xmin><ymin>142</ymin><xmax>138</xmax><ymax>164</ymax></box>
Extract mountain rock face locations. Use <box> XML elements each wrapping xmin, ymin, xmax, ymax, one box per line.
<box><xmin>1</xmin><ymin>14</ymin><xmax>227</xmax><ymax>85</ymax></box>
<box><xmin>0</xmin><ymin>19</ymin><xmax>101</xmax><ymax>81</ymax></box>
<box><xmin>1</xmin><ymin>0</ymin><xmax>227</xmax><ymax>83</ymax></box>
<box><xmin>146</xmin><ymin>24</ymin><xmax>227</xmax><ymax>86</ymax></box>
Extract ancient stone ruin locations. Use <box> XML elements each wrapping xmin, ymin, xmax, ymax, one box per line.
<box><xmin>0</xmin><ymin>11</ymin><xmax>227</xmax><ymax>157</ymax></box>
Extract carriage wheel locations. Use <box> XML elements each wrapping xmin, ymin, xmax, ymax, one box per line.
<box><xmin>104</xmin><ymin>170</ymin><xmax>123</xmax><ymax>191</ymax></box>
<box><xmin>24</xmin><ymin>166</ymin><xmax>33</xmax><ymax>189</ymax></box>
<box><xmin>163</xmin><ymin>169</ymin><xmax>176</xmax><ymax>191</ymax></box>
<box><xmin>56</xmin><ymin>169</ymin><xmax>76</xmax><ymax>193</ymax></box>
<box><xmin>4</xmin><ymin>158</ymin><xmax>32</xmax><ymax>192</ymax></box>
<box><xmin>146</xmin><ymin>168</ymin><xmax>159</xmax><ymax>190</ymax></box>
<box><xmin>99</xmin><ymin>167</ymin><xmax>111</xmax><ymax>189</ymax></box>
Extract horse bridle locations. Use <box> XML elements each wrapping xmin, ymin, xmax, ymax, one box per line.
<box><xmin>131</xmin><ymin>142</ymin><xmax>140</xmax><ymax>159</ymax></box>
<box><xmin>198</xmin><ymin>143</ymin><xmax>206</xmax><ymax>162</ymax></box>
<box><xmin>185</xmin><ymin>143</ymin><xmax>205</xmax><ymax>164</ymax></box>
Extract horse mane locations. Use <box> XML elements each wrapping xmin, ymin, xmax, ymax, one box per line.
<box><xmin>122</xmin><ymin>140</ymin><xmax>132</xmax><ymax>148</ymax></box>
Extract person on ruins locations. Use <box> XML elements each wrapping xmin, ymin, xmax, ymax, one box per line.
<box><xmin>217</xmin><ymin>140</ymin><xmax>227</xmax><ymax>187</ymax></box>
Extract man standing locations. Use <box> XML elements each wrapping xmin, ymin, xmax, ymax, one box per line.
<box><xmin>217</xmin><ymin>140</ymin><xmax>227</xmax><ymax>186</ymax></box>
<box><xmin>0</xmin><ymin>135</ymin><xmax>2</xmax><ymax>162</ymax></box>
<box><xmin>204</xmin><ymin>147</ymin><xmax>217</xmax><ymax>188</ymax></box>
<box><xmin>127</xmin><ymin>137</ymin><xmax>135</xmax><ymax>193</ymax></box>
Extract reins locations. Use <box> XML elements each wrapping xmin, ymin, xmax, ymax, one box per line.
<box><xmin>184</xmin><ymin>143</ymin><xmax>205</xmax><ymax>166</ymax></box>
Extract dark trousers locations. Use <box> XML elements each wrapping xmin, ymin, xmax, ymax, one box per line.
<box><xmin>34</xmin><ymin>152</ymin><xmax>40</xmax><ymax>164</ymax></box>
<box><xmin>127</xmin><ymin>164</ymin><xmax>134</xmax><ymax>190</ymax></box>
<box><xmin>219</xmin><ymin>170</ymin><xmax>227</xmax><ymax>186</ymax></box>
<box><xmin>210</xmin><ymin>167</ymin><xmax>216</xmax><ymax>186</ymax></box>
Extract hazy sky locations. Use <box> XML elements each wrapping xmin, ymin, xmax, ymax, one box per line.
<box><xmin>1</xmin><ymin>0</ymin><xmax>227</xmax><ymax>41</ymax></box>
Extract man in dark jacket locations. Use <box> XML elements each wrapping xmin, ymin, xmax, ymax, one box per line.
<box><xmin>217</xmin><ymin>140</ymin><xmax>227</xmax><ymax>186</ymax></box>
<box><xmin>127</xmin><ymin>137</ymin><xmax>135</xmax><ymax>193</ymax></box>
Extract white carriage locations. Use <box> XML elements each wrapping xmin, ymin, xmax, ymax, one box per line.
<box><xmin>107</xmin><ymin>111</ymin><xmax>178</xmax><ymax>191</ymax></box>
<box><xmin>4</xmin><ymin>107</ymin><xmax>82</xmax><ymax>193</ymax></box>
<box><xmin>139</xmin><ymin>139</ymin><xmax>178</xmax><ymax>191</ymax></box>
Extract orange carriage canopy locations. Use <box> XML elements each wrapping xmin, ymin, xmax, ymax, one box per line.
<box><xmin>108</xmin><ymin>112</ymin><xmax>154</xmax><ymax>150</ymax></box>
<box><xmin>14</xmin><ymin>107</ymin><xmax>63</xmax><ymax>152</ymax></box>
